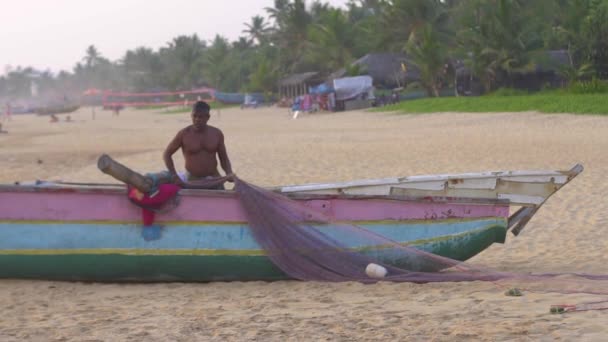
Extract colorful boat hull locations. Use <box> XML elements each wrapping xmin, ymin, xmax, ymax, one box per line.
<box><xmin>0</xmin><ymin>186</ymin><xmax>508</xmax><ymax>281</ymax></box>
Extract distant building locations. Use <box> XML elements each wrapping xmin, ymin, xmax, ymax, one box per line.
<box><xmin>278</xmin><ymin>72</ymin><xmax>324</xmax><ymax>98</ymax></box>
<box><xmin>455</xmin><ymin>50</ymin><xmax>570</xmax><ymax>95</ymax></box>
<box><xmin>328</xmin><ymin>53</ymin><xmax>420</xmax><ymax>89</ymax></box>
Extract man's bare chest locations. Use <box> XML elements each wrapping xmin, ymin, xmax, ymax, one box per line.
<box><xmin>182</xmin><ymin>132</ymin><xmax>218</xmax><ymax>154</ymax></box>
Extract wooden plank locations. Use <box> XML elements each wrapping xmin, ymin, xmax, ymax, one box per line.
<box><xmin>392</xmin><ymin>181</ymin><xmax>446</xmax><ymax>191</ymax></box>
<box><xmin>507</xmin><ymin>206</ymin><xmax>535</xmax><ymax>229</ymax></box>
<box><xmin>500</xmin><ymin>175</ymin><xmax>568</xmax><ymax>184</ymax></box>
<box><xmin>390</xmin><ymin>187</ymin><xmax>497</xmax><ymax>199</ymax></box>
<box><xmin>285</xmin><ymin>193</ymin><xmax>510</xmax><ymax>205</ymax></box>
<box><xmin>279</xmin><ymin>167</ymin><xmax>579</xmax><ymax>194</ymax></box>
<box><xmin>280</xmin><ymin>177</ymin><xmax>400</xmax><ymax>193</ymax></box>
<box><xmin>497</xmin><ymin>194</ymin><xmax>545</xmax><ymax>205</ymax></box>
<box><xmin>340</xmin><ymin>185</ymin><xmax>392</xmax><ymax>196</ymax></box>
<box><xmin>510</xmin><ymin>207</ymin><xmax>539</xmax><ymax>236</ymax></box>
<box><xmin>496</xmin><ymin>180</ymin><xmax>558</xmax><ymax>197</ymax></box>
<box><xmin>390</xmin><ymin>187</ymin><xmax>545</xmax><ymax>206</ymax></box>
<box><xmin>448</xmin><ymin>178</ymin><xmax>497</xmax><ymax>190</ymax></box>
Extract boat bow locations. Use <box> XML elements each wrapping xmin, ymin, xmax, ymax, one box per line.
<box><xmin>279</xmin><ymin>164</ymin><xmax>584</xmax><ymax>235</ymax></box>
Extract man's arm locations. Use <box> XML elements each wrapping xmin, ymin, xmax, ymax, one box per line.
<box><xmin>217</xmin><ymin>131</ymin><xmax>233</xmax><ymax>177</ymax></box>
<box><xmin>163</xmin><ymin>129</ymin><xmax>184</xmax><ymax>181</ymax></box>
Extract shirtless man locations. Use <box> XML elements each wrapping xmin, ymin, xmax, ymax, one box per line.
<box><xmin>163</xmin><ymin>101</ymin><xmax>233</xmax><ymax>189</ymax></box>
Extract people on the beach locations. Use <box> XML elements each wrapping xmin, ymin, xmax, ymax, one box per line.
<box><xmin>3</xmin><ymin>103</ymin><xmax>12</xmax><ymax>121</ymax></box>
<box><xmin>50</xmin><ymin>114</ymin><xmax>59</xmax><ymax>123</ymax></box>
<box><xmin>163</xmin><ymin>100</ymin><xmax>234</xmax><ymax>190</ymax></box>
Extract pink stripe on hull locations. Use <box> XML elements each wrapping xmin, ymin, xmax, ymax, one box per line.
<box><xmin>0</xmin><ymin>191</ymin><xmax>509</xmax><ymax>222</ymax></box>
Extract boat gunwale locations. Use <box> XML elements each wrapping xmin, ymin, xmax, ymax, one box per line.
<box><xmin>0</xmin><ymin>183</ymin><xmax>515</xmax><ymax>206</ymax></box>
<box><xmin>277</xmin><ymin>165</ymin><xmax>583</xmax><ymax>193</ymax></box>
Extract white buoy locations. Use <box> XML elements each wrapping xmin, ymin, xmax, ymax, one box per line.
<box><xmin>365</xmin><ymin>263</ymin><xmax>388</xmax><ymax>279</ymax></box>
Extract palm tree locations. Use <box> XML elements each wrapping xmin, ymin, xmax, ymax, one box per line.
<box><xmin>248</xmin><ymin>58</ymin><xmax>279</xmax><ymax>93</ymax></box>
<box><xmin>552</xmin><ymin>0</ymin><xmax>592</xmax><ymax>68</ymax></box>
<box><xmin>455</xmin><ymin>0</ymin><xmax>545</xmax><ymax>91</ymax></box>
<box><xmin>159</xmin><ymin>35</ymin><xmax>206</xmax><ymax>90</ymax></box>
<box><xmin>306</xmin><ymin>8</ymin><xmax>355</xmax><ymax>73</ymax></box>
<box><xmin>122</xmin><ymin>47</ymin><xmax>164</xmax><ymax>91</ymax></box>
<box><xmin>382</xmin><ymin>0</ymin><xmax>447</xmax><ymax>51</ymax></box>
<box><xmin>266</xmin><ymin>0</ymin><xmax>291</xmax><ymax>25</ymax></box>
<box><xmin>83</xmin><ymin>45</ymin><xmax>103</xmax><ymax>68</ymax></box>
<box><xmin>4</xmin><ymin>67</ymin><xmax>35</xmax><ymax>98</ymax></box>
<box><xmin>202</xmin><ymin>35</ymin><xmax>232</xmax><ymax>90</ymax></box>
<box><xmin>581</xmin><ymin>0</ymin><xmax>608</xmax><ymax>79</ymax></box>
<box><xmin>405</xmin><ymin>23</ymin><xmax>449</xmax><ymax>97</ymax></box>
<box><xmin>233</xmin><ymin>37</ymin><xmax>254</xmax><ymax>51</ymax></box>
<box><xmin>243</xmin><ymin>15</ymin><xmax>271</xmax><ymax>45</ymax></box>
<box><xmin>266</xmin><ymin>0</ymin><xmax>312</xmax><ymax>73</ymax></box>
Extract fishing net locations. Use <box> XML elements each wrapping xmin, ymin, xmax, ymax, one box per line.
<box><xmin>234</xmin><ymin>178</ymin><xmax>608</xmax><ymax>312</ymax></box>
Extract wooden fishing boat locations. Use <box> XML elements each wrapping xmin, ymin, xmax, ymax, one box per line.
<box><xmin>0</xmin><ymin>165</ymin><xmax>582</xmax><ymax>282</ymax></box>
<box><xmin>35</xmin><ymin>105</ymin><xmax>80</xmax><ymax>116</ymax></box>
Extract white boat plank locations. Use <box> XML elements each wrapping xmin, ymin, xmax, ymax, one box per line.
<box><xmin>390</xmin><ymin>187</ymin><xmax>502</xmax><ymax>200</ymax></box>
<box><xmin>341</xmin><ymin>185</ymin><xmax>393</xmax><ymax>196</ymax></box>
<box><xmin>392</xmin><ymin>181</ymin><xmax>446</xmax><ymax>191</ymax></box>
<box><xmin>281</xmin><ymin>167</ymin><xmax>577</xmax><ymax>193</ymax></box>
<box><xmin>497</xmin><ymin>194</ymin><xmax>545</xmax><ymax>205</ymax></box>
<box><xmin>448</xmin><ymin>178</ymin><xmax>497</xmax><ymax>190</ymax></box>
<box><xmin>496</xmin><ymin>180</ymin><xmax>557</xmax><ymax>198</ymax></box>
<box><xmin>280</xmin><ymin>178</ymin><xmax>400</xmax><ymax>193</ymax></box>
<box><xmin>500</xmin><ymin>175</ymin><xmax>568</xmax><ymax>184</ymax></box>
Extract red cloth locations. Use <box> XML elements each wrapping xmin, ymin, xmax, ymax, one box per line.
<box><xmin>128</xmin><ymin>184</ymin><xmax>180</xmax><ymax>226</ymax></box>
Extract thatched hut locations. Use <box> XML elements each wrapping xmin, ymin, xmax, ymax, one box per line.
<box><xmin>512</xmin><ymin>49</ymin><xmax>570</xmax><ymax>90</ymax></box>
<box><xmin>455</xmin><ymin>49</ymin><xmax>570</xmax><ymax>95</ymax></box>
<box><xmin>278</xmin><ymin>72</ymin><xmax>324</xmax><ymax>98</ymax></box>
<box><xmin>328</xmin><ymin>53</ymin><xmax>420</xmax><ymax>89</ymax></box>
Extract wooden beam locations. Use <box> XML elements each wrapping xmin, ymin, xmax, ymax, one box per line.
<box><xmin>510</xmin><ymin>207</ymin><xmax>539</xmax><ymax>236</ymax></box>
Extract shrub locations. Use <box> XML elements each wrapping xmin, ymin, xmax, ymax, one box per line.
<box><xmin>568</xmin><ymin>78</ymin><xmax>608</xmax><ymax>94</ymax></box>
<box><xmin>487</xmin><ymin>88</ymin><xmax>530</xmax><ymax>96</ymax></box>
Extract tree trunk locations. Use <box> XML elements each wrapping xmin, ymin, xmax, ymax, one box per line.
<box><xmin>432</xmin><ymin>84</ymin><xmax>440</xmax><ymax>97</ymax></box>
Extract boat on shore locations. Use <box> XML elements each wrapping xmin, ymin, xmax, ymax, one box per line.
<box><xmin>0</xmin><ymin>165</ymin><xmax>582</xmax><ymax>282</ymax></box>
<box><xmin>34</xmin><ymin>105</ymin><xmax>80</xmax><ymax>116</ymax></box>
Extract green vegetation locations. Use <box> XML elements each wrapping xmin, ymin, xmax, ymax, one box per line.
<box><xmin>1</xmin><ymin>0</ymin><xmax>608</xmax><ymax>100</ymax></box>
<box><xmin>376</xmin><ymin>91</ymin><xmax>608</xmax><ymax>115</ymax></box>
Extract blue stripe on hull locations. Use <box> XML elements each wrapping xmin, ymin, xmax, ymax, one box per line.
<box><xmin>0</xmin><ymin>218</ymin><xmax>505</xmax><ymax>250</ymax></box>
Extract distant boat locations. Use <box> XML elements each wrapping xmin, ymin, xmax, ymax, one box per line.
<box><xmin>0</xmin><ymin>165</ymin><xmax>582</xmax><ymax>282</ymax></box>
<box><xmin>7</xmin><ymin>106</ymin><xmax>34</xmax><ymax>115</ymax></box>
<box><xmin>35</xmin><ymin>105</ymin><xmax>80</xmax><ymax>116</ymax></box>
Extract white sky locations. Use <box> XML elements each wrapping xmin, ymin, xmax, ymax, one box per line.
<box><xmin>0</xmin><ymin>0</ymin><xmax>348</xmax><ymax>74</ymax></box>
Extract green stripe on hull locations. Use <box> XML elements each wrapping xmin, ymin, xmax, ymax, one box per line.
<box><xmin>0</xmin><ymin>224</ymin><xmax>506</xmax><ymax>281</ymax></box>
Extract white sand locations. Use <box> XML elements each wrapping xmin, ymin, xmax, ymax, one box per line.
<box><xmin>1</xmin><ymin>107</ymin><xmax>607</xmax><ymax>341</ymax></box>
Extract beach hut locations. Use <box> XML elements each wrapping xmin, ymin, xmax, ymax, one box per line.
<box><xmin>278</xmin><ymin>72</ymin><xmax>324</xmax><ymax>98</ymax></box>
<box><xmin>512</xmin><ymin>49</ymin><xmax>570</xmax><ymax>90</ymax></box>
<box><xmin>328</xmin><ymin>53</ymin><xmax>420</xmax><ymax>89</ymax></box>
<box><xmin>455</xmin><ymin>49</ymin><xmax>570</xmax><ymax>95</ymax></box>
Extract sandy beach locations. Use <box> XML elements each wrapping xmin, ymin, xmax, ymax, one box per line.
<box><xmin>1</xmin><ymin>106</ymin><xmax>607</xmax><ymax>341</ymax></box>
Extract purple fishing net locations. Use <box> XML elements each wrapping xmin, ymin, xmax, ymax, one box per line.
<box><xmin>234</xmin><ymin>178</ymin><xmax>608</xmax><ymax>311</ymax></box>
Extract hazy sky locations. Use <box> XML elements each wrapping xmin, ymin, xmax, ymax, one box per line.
<box><xmin>1</xmin><ymin>0</ymin><xmax>348</xmax><ymax>74</ymax></box>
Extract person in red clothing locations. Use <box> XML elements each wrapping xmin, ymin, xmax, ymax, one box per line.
<box><xmin>3</xmin><ymin>103</ymin><xmax>12</xmax><ymax>121</ymax></box>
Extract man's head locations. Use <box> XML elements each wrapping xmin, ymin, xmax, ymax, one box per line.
<box><xmin>191</xmin><ymin>101</ymin><xmax>211</xmax><ymax>130</ymax></box>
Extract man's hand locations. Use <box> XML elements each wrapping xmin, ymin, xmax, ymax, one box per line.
<box><xmin>171</xmin><ymin>174</ymin><xmax>185</xmax><ymax>187</ymax></box>
<box><xmin>225</xmin><ymin>173</ymin><xmax>236</xmax><ymax>183</ymax></box>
